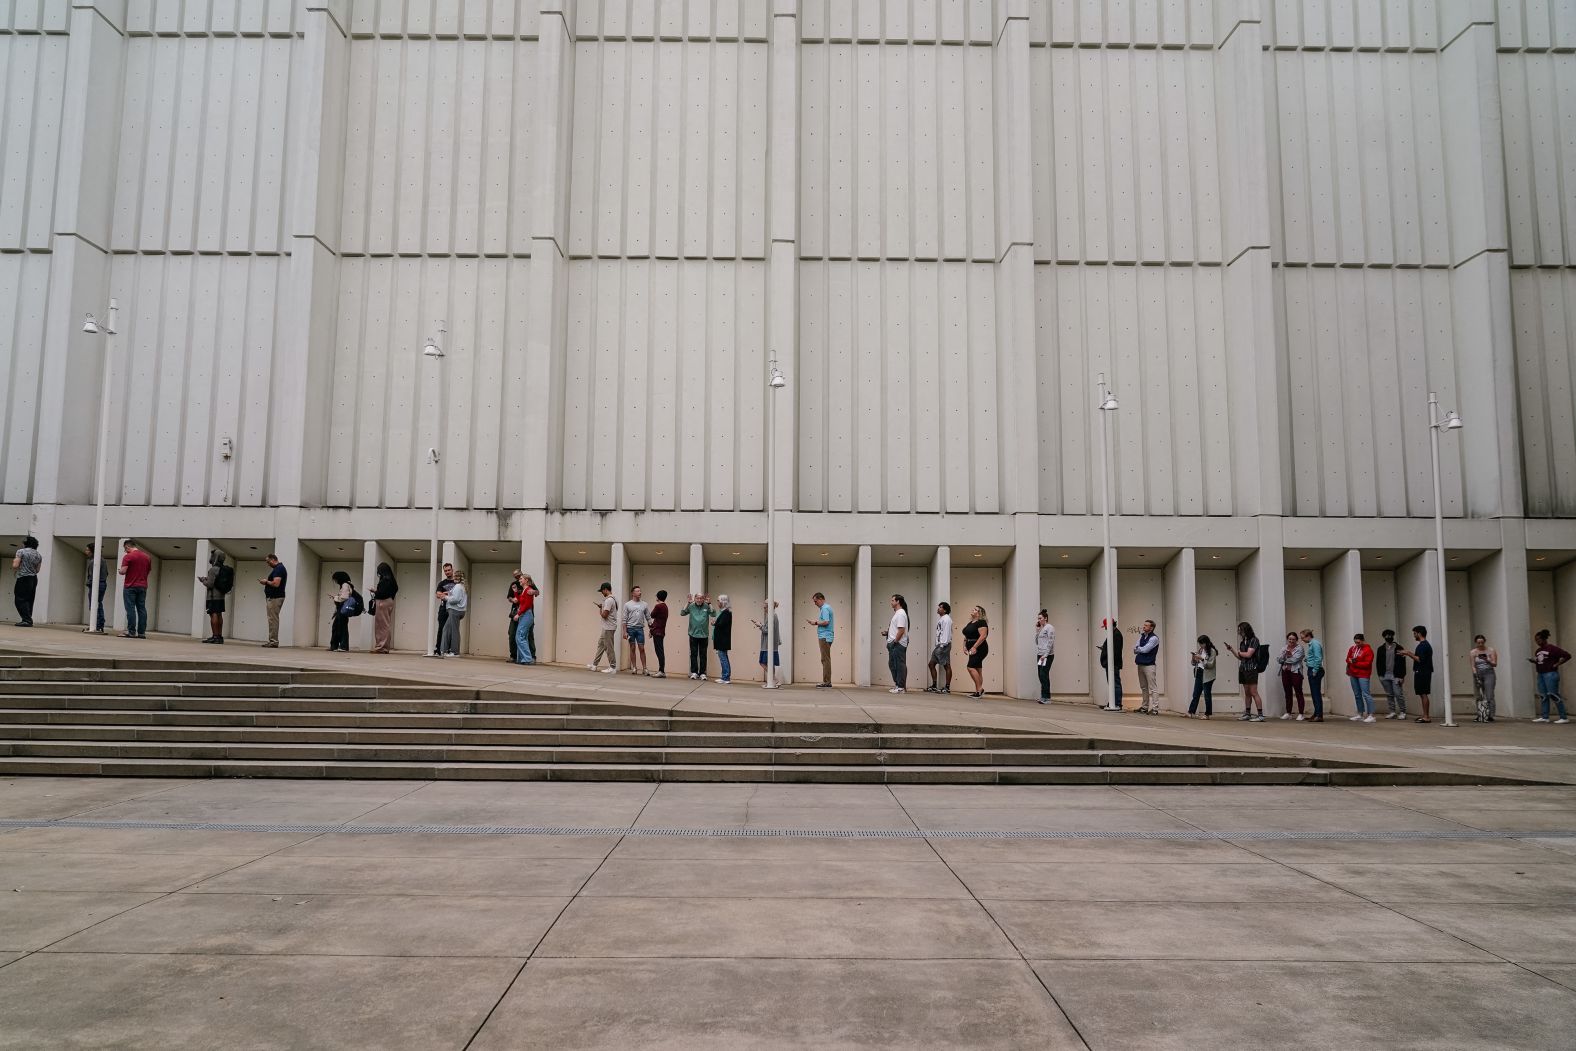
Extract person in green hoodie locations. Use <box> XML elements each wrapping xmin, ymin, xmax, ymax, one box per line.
<box><xmin>681</xmin><ymin>593</ymin><xmax>715</xmax><ymax>681</ymax></box>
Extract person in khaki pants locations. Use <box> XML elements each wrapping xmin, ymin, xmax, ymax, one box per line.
<box><xmin>259</xmin><ymin>555</ymin><xmax>288</xmax><ymax>648</ymax></box>
<box><xmin>807</xmin><ymin>592</ymin><xmax>835</xmax><ymax>687</ymax></box>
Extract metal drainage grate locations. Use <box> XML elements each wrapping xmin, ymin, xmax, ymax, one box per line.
<box><xmin>0</xmin><ymin>817</ymin><xmax>1572</xmax><ymax>842</ymax></box>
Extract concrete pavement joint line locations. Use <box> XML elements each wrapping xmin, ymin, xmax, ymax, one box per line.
<box><xmin>2</xmin><ymin>818</ymin><xmax>1575</xmax><ymax>841</ymax></box>
<box><xmin>886</xmin><ymin>783</ymin><xmax>1095</xmax><ymax>1050</ymax></box>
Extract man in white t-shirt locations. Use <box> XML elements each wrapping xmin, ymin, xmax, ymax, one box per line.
<box><xmin>927</xmin><ymin>601</ymin><xmax>954</xmax><ymax>694</ymax></box>
<box><xmin>589</xmin><ymin>582</ymin><xmax>618</xmax><ymax>673</ymax></box>
<box><xmin>882</xmin><ymin>594</ymin><xmax>911</xmax><ymax>694</ymax></box>
<box><xmin>623</xmin><ymin>586</ymin><xmax>651</xmax><ymax>675</ymax></box>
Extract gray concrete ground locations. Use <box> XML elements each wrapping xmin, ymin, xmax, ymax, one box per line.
<box><xmin>2</xmin><ymin>777</ymin><xmax>1576</xmax><ymax>1049</ymax></box>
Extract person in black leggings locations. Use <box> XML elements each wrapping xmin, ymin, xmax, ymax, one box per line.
<box><xmin>962</xmin><ymin>606</ymin><xmax>990</xmax><ymax>698</ymax></box>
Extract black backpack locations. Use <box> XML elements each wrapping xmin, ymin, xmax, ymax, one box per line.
<box><xmin>1253</xmin><ymin>639</ymin><xmax>1271</xmax><ymax>673</ymax></box>
<box><xmin>215</xmin><ymin>564</ymin><xmax>234</xmax><ymax>594</ymax></box>
<box><xmin>343</xmin><ymin>589</ymin><xmax>364</xmax><ymax>617</ymax></box>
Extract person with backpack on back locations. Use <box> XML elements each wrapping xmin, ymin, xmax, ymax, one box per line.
<box><xmin>198</xmin><ymin>549</ymin><xmax>235</xmax><ymax>644</ymax></box>
<box><xmin>327</xmin><ymin>570</ymin><xmax>361</xmax><ymax>652</ymax></box>
<box><xmin>1225</xmin><ymin>621</ymin><xmax>1267</xmax><ymax>721</ymax></box>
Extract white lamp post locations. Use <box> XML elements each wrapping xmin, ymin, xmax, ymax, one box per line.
<box><xmin>423</xmin><ymin>322</ymin><xmax>447</xmax><ymax>658</ymax></box>
<box><xmin>764</xmin><ymin>361</ymin><xmax>786</xmax><ymax>689</ymax></box>
<box><xmin>1097</xmin><ymin>373</ymin><xmax>1120</xmax><ymax>710</ymax></box>
<box><xmin>81</xmin><ymin>300</ymin><xmax>119</xmax><ymax>635</ymax></box>
<box><xmin>1428</xmin><ymin>391</ymin><xmax>1463</xmax><ymax>727</ymax></box>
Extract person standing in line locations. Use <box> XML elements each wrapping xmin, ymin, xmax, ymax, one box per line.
<box><xmin>808</xmin><ymin>592</ymin><xmax>835</xmax><ymax>688</ymax></box>
<box><xmin>623</xmin><ymin>585</ymin><xmax>651</xmax><ymax>676</ymax></box>
<box><xmin>1188</xmin><ymin>635</ymin><xmax>1217</xmax><ymax>718</ymax></box>
<box><xmin>84</xmin><ymin>541</ymin><xmax>110</xmax><ymax>633</ymax></box>
<box><xmin>926</xmin><ymin>601</ymin><xmax>954</xmax><ymax>694</ymax></box>
<box><xmin>650</xmin><ymin>589</ymin><xmax>670</xmax><ymax>678</ymax></box>
<box><xmin>1345</xmin><ymin>632</ymin><xmax>1376</xmax><ymax>723</ymax></box>
<box><xmin>197</xmin><ymin>549</ymin><xmax>233</xmax><ymax>644</ymax></box>
<box><xmin>1097</xmin><ymin>618</ymin><xmax>1125</xmax><ymax>711</ymax></box>
<box><xmin>1375</xmin><ymin>629</ymin><xmax>1409</xmax><ymax>720</ymax></box>
<box><xmin>437</xmin><ymin>571</ymin><xmax>467</xmax><ymax>657</ymax></box>
<box><xmin>1530</xmin><ymin>629</ymin><xmax>1570</xmax><ymax>724</ymax></box>
<box><xmin>512</xmin><ymin>571</ymin><xmax>536</xmax><ymax>664</ymax></box>
<box><xmin>370</xmin><ymin>562</ymin><xmax>397</xmax><ymax>653</ymax></box>
<box><xmin>119</xmin><ymin>539</ymin><xmax>152</xmax><ymax>639</ymax></box>
<box><xmin>1399</xmin><ymin>626</ymin><xmax>1435</xmax><ymax>723</ymax></box>
<box><xmin>434</xmin><ymin>563</ymin><xmax>456</xmax><ymax>653</ymax></box>
<box><xmin>521</xmin><ymin>574</ymin><xmax>540</xmax><ymax>659</ymax></box>
<box><xmin>327</xmin><ymin>571</ymin><xmax>354</xmax><ymax>652</ymax></box>
<box><xmin>588</xmin><ymin>582</ymin><xmax>617</xmax><ymax>673</ymax></box>
<box><xmin>1469</xmin><ymin>634</ymin><xmax>1498</xmax><ymax>723</ymax></box>
<box><xmin>753</xmin><ymin>600</ymin><xmax>781</xmax><ymax>687</ymax></box>
<box><xmin>259</xmin><ymin>554</ymin><xmax>288</xmax><ymax>648</ymax></box>
<box><xmin>507</xmin><ymin>571</ymin><xmax>525</xmax><ymax>662</ymax></box>
<box><xmin>961</xmin><ymin>606</ymin><xmax>990</xmax><ymax>699</ymax></box>
<box><xmin>1301</xmin><ymin>628</ymin><xmax>1326</xmax><ymax>722</ymax></box>
<box><xmin>1227</xmin><ymin>622</ymin><xmax>1265</xmax><ymax>721</ymax></box>
<box><xmin>882</xmin><ymin>594</ymin><xmax>910</xmax><ymax>694</ymax></box>
<box><xmin>1277</xmin><ymin>631</ymin><xmax>1306</xmax><ymax>720</ymax></box>
<box><xmin>682</xmin><ymin>593</ymin><xmax>714</xmax><ymax>680</ymax></box>
<box><xmin>712</xmin><ymin>595</ymin><xmax>734</xmax><ymax>684</ymax></box>
<box><xmin>1035</xmin><ymin>609</ymin><xmax>1055</xmax><ymax>705</ymax></box>
<box><xmin>1134</xmin><ymin>619</ymin><xmax>1161</xmax><ymax>714</ymax></box>
<box><xmin>11</xmin><ymin>536</ymin><xmax>41</xmax><ymax>627</ymax></box>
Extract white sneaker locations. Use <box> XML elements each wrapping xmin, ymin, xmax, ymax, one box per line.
<box><xmin>719</xmin><ymin>680</ymin><xmax>732</xmax><ymax>686</ymax></box>
<box><xmin>600</xmin><ymin>667</ymin><xmax>615</xmax><ymax>674</ymax></box>
<box><xmin>1349</xmin><ymin>714</ymin><xmax>1362</xmax><ymax>721</ymax></box>
<box><xmin>1280</xmin><ymin>713</ymin><xmax>1291</xmax><ymax>720</ymax></box>
<box><xmin>1533</xmin><ymin>717</ymin><xmax>1550</xmax><ymax>723</ymax></box>
<box><xmin>1556</xmin><ymin>718</ymin><xmax>1570</xmax><ymax>724</ymax></box>
<box><xmin>1295</xmin><ymin>714</ymin><xmax>1305</xmax><ymax>721</ymax></box>
<box><xmin>698</xmin><ymin>675</ymin><xmax>707</xmax><ymax>682</ymax></box>
<box><xmin>1103</xmin><ymin>704</ymin><xmax>1122</xmax><ymax>711</ymax></box>
<box><xmin>587</xmin><ymin>663</ymin><xmax>598</xmax><ymax>671</ymax></box>
<box><xmin>890</xmin><ymin>687</ymin><xmax>905</xmax><ymax>694</ymax></box>
<box><xmin>1363</xmin><ymin>715</ymin><xmax>1376</xmax><ymax>723</ymax></box>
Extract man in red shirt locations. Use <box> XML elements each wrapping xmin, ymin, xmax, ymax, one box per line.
<box><xmin>119</xmin><ymin>540</ymin><xmax>152</xmax><ymax>639</ymax></box>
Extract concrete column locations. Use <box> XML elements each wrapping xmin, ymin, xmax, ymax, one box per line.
<box><xmin>991</xmin><ymin>3</ymin><xmax>1040</xmax><ymax>516</ymax></box>
<box><xmin>190</xmin><ymin>539</ymin><xmax>213</xmax><ymax>639</ymax></box>
<box><xmin>610</xmin><ymin>542</ymin><xmax>630</xmax><ymax>671</ymax></box>
<box><xmin>270</xmin><ymin>2</ymin><xmax>349</xmax><ymax>506</ymax></box>
<box><xmin>110</xmin><ymin>537</ymin><xmax>129</xmax><ymax>634</ymax></box>
<box><xmin>1163</xmin><ymin>549</ymin><xmax>1198</xmax><ymax>713</ymax></box>
<box><xmin>1321</xmin><ymin>550</ymin><xmax>1365</xmax><ymax>717</ymax></box>
<box><xmin>770</xmin><ymin>512</ymin><xmax>794</xmax><ymax>684</ymax></box>
<box><xmin>688</xmin><ymin>544</ymin><xmax>705</xmax><ymax>597</ymax></box>
<box><xmin>1002</xmin><ymin>517</ymin><xmax>1040</xmax><ymax>700</ymax></box>
<box><xmin>521</xmin><ymin>4</ymin><xmax>578</xmax><ymax>510</ymax></box>
<box><xmin>1474</xmin><ymin>521</ymin><xmax>1532</xmax><ymax>717</ymax></box>
<box><xmin>853</xmin><ymin>545</ymin><xmax>872</xmax><ymax>688</ymax></box>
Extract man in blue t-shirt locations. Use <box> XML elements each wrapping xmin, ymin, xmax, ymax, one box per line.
<box><xmin>808</xmin><ymin>592</ymin><xmax>835</xmax><ymax>687</ymax></box>
<box><xmin>259</xmin><ymin>555</ymin><xmax>288</xmax><ymax>648</ymax></box>
<box><xmin>1400</xmin><ymin>625</ymin><xmax>1436</xmax><ymax>723</ymax></box>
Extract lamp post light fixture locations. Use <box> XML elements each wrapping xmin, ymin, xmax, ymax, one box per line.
<box><xmin>81</xmin><ymin>300</ymin><xmax>119</xmax><ymax>635</ymax></box>
<box><xmin>1097</xmin><ymin>373</ymin><xmax>1119</xmax><ymax>710</ymax></box>
<box><xmin>424</xmin><ymin>322</ymin><xmax>447</xmax><ymax>658</ymax></box>
<box><xmin>1428</xmin><ymin>392</ymin><xmax>1463</xmax><ymax>727</ymax></box>
<box><xmin>764</xmin><ymin>361</ymin><xmax>786</xmax><ymax>688</ymax></box>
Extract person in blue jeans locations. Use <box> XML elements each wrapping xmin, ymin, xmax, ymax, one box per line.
<box><xmin>1300</xmin><ymin>628</ymin><xmax>1325</xmax><ymax>722</ymax></box>
<box><xmin>1531</xmin><ymin>629</ymin><xmax>1571</xmax><ymax>723</ymax></box>
<box><xmin>1345</xmin><ymin>633</ymin><xmax>1376</xmax><ymax>722</ymax></box>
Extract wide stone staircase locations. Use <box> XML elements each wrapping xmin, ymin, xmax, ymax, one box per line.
<box><xmin>0</xmin><ymin>652</ymin><xmax>1516</xmax><ymax>785</ymax></box>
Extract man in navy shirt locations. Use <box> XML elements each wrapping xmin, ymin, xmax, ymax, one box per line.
<box><xmin>1400</xmin><ymin>625</ymin><xmax>1435</xmax><ymax>723</ymax></box>
<box><xmin>259</xmin><ymin>555</ymin><xmax>288</xmax><ymax>648</ymax></box>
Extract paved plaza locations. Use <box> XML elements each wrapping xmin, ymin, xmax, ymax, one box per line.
<box><xmin>2</xmin><ymin>775</ymin><xmax>1575</xmax><ymax>1049</ymax></box>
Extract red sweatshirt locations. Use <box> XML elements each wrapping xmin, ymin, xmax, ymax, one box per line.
<box><xmin>1345</xmin><ymin>643</ymin><xmax>1374</xmax><ymax>678</ymax></box>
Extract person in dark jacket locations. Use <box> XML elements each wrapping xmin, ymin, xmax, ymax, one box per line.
<box><xmin>1098</xmin><ymin>618</ymin><xmax>1124</xmax><ymax>711</ymax></box>
<box><xmin>1375</xmin><ymin>629</ymin><xmax>1409</xmax><ymax>719</ymax></box>
<box><xmin>712</xmin><ymin>595</ymin><xmax>734</xmax><ymax>684</ymax></box>
<box><xmin>197</xmin><ymin>549</ymin><xmax>229</xmax><ymax>644</ymax></box>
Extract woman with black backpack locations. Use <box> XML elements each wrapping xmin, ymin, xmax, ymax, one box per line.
<box><xmin>1225</xmin><ymin>621</ymin><xmax>1266</xmax><ymax>722</ymax></box>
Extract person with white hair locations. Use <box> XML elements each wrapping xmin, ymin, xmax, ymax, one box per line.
<box><xmin>713</xmin><ymin>595</ymin><xmax>734</xmax><ymax>684</ymax></box>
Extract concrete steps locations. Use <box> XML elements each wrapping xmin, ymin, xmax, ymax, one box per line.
<box><xmin>0</xmin><ymin>654</ymin><xmax>1513</xmax><ymax>786</ymax></box>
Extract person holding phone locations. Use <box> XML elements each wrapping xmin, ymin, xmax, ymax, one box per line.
<box><xmin>1225</xmin><ymin>622</ymin><xmax>1264</xmax><ymax>721</ymax></box>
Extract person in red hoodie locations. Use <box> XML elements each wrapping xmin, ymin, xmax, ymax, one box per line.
<box><xmin>1346</xmin><ymin>632</ymin><xmax>1376</xmax><ymax>723</ymax></box>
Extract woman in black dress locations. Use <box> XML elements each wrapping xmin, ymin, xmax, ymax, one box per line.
<box><xmin>962</xmin><ymin>606</ymin><xmax>990</xmax><ymax>698</ymax></box>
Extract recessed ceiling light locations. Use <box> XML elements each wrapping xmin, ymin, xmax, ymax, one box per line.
<box><xmin>973</xmin><ymin>553</ymin><xmax>983</xmax><ymax>559</ymax></box>
<box><xmin>1060</xmin><ymin>553</ymin><xmax>1068</xmax><ymax>559</ymax></box>
<box><xmin>732</xmin><ymin>551</ymin><xmax>741</xmax><ymax>556</ymax></box>
<box><xmin>172</xmin><ymin>544</ymin><xmax>182</xmax><ymax>550</ymax></box>
<box><xmin>249</xmin><ymin>546</ymin><xmax>257</xmax><ymax>551</ymax></box>
<box><xmin>337</xmin><ymin>546</ymin><xmax>345</xmax><ymax>553</ymax></box>
<box><xmin>897</xmin><ymin>552</ymin><xmax>905</xmax><ymax>557</ymax></box>
<box><xmin>1210</xmin><ymin>554</ymin><xmax>1219</xmax><ymax>560</ymax></box>
<box><xmin>1449</xmin><ymin>556</ymin><xmax>1458</xmax><ymax>562</ymax></box>
<box><xmin>578</xmin><ymin>550</ymin><xmax>587</xmax><ymax>555</ymax></box>
<box><xmin>1299</xmin><ymin>555</ymin><xmax>1307</xmax><ymax>560</ymax></box>
<box><xmin>820</xmin><ymin>551</ymin><xmax>829</xmax><ymax>557</ymax></box>
<box><xmin>655</xmin><ymin>550</ymin><xmax>664</xmax><ymax>555</ymax></box>
<box><xmin>1535</xmin><ymin>555</ymin><xmax>1547</xmax><ymax>562</ymax></box>
<box><xmin>490</xmin><ymin>547</ymin><xmax>498</xmax><ymax>553</ymax></box>
<box><xmin>1375</xmin><ymin>555</ymin><xmax>1383</xmax><ymax>561</ymax></box>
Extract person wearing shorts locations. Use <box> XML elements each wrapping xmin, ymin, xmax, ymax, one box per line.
<box><xmin>622</xmin><ymin>586</ymin><xmax>650</xmax><ymax>675</ymax></box>
<box><xmin>927</xmin><ymin>601</ymin><xmax>953</xmax><ymax>694</ymax></box>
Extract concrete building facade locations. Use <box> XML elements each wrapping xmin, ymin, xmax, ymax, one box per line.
<box><xmin>1</xmin><ymin>0</ymin><xmax>1574</xmax><ymax>711</ymax></box>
